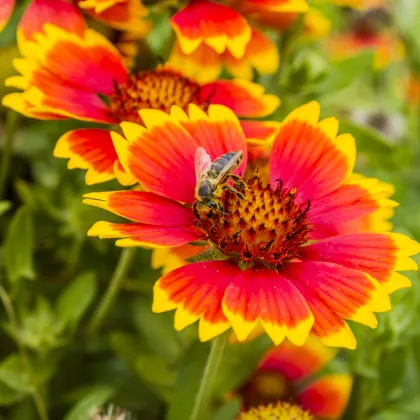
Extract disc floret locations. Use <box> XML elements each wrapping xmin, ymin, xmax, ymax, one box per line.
<box><xmin>196</xmin><ymin>176</ymin><xmax>311</xmax><ymax>266</ymax></box>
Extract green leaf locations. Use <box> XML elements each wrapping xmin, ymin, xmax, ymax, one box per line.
<box><xmin>213</xmin><ymin>336</ymin><xmax>272</xmax><ymax>398</ymax></box>
<box><xmin>214</xmin><ymin>399</ymin><xmax>241</xmax><ymax>420</ymax></box>
<box><xmin>0</xmin><ymin>201</ymin><xmax>12</xmax><ymax>217</ymax></box>
<box><xmin>379</xmin><ymin>346</ymin><xmax>409</xmax><ymax>401</ymax></box>
<box><xmin>3</xmin><ymin>206</ymin><xmax>35</xmax><ymax>283</ymax></box>
<box><xmin>56</xmin><ymin>271</ymin><xmax>97</xmax><ymax>329</ymax></box>
<box><xmin>63</xmin><ymin>386</ymin><xmax>114</xmax><ymax>420</ymax></box>
<box><xmin>0</xmin><ymin>381</ymin><xmax>26</xmax><ymax>406</ymax></box>
<box><xmin>135</xmin><ymin>355</ymin><xmax>175</xmax><ymax>388</ymax></box>
<box><xmin>338</xmin><ymin>120</ymin><xmax>394</xmax><ymax>155</ymax></box>
<box><xmin>167</xmin><ymin>342</ymin><xmax>210</xmax><ymax>420</ymax></box>
<box><xmin>314</xmin><ymin>51</ymin><xmax>374</xmax><ymax>95</ymax></box>
<box><xmin>132</xmin><ymin>297</ymin><xmax>190</xmax><ymax>363</ymax></box>
<box><xmin>0</xmin><ymin>355</ymin><xmax>30</xmax><ymax>393</ymax></box>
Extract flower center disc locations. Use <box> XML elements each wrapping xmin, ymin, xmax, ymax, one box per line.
<box><xmin>197</xmin><ymin>176</ymin><xmax>311</xmax><ymax>266</ymax></box>
<box><xmin>110</xmin><ymin>68</ymin><xmax>208</xmax><ymax>123</ymax></box>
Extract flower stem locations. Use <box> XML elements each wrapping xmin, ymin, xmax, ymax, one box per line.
<box><xmin>0</xmin><ymin>111</ymin><xmax>18</xmax><ymax>200</ymax></box>
<box><xmin>85</xmin><ymin>247</ymin><xmax>136</xmax><ymax>337</ymax></box>
<box><xmin>0</xmin><ymin>285</ymin><xmax>50</xmax><ymax>420</ymax></box>
<box><xmin>189</xmin><ymin>333</ymin><xmax>228</xmax><ymax>420</ymax></box>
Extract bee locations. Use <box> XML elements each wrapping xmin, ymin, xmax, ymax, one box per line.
<box><xmin>193</xmin><ymin>147</ymin><xmax>246</xmax><ymax>217</ymax></box>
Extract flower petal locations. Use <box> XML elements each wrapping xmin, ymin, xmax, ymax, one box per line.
<box><xmin>0</xmin><ymin>0</ymin><xmax>15</xmax><ymax>33</ymax></box>
<box><xmin>301</xmin><ymin>233</ymin><xmax>420</xmax><ymax>294</ymax></box>
<box><xmin>152</xmin><ymin>244</ymin><xmax>209</xmax><ymax>274</ymax></box>
<box><xmin>54</xmin><ymin>129</ymin><xmax>131</xmax><ymax>185</ymax></box>
<box><xmin>241</xmin><ymin>121</ymin><xmax>280</xmax><ymax>145</ymax></box>
<box><xmin>285</xmin><ymin>261</ymin><xmax>391</xmax><ymax>347</ymax></box>
<box><xmin>31</xmin><ymin>24</ymin><xmax>128</xmax><ymax>95</ymax></box>
<box><xmin>200</xmin><ymin>79</ymin><xmax>280</xmax><ymax>118</ymax></box>
<box><xmin>245</xmin><ymin>0</ymin><xmax>308</xmax><ymax>12</ymax></box>
<box><xmin>297</xmin><ymin>374</ymin><xmax>352</xmax><ymax>419</ymax></box>
<box><xmin>222</xmin><ymin>265</ymin><xmax>314</xmax><ymax>345</ymax></box>
<box><xmin>18</xmin><ymin>0</ymin><xmax>85</xmax><ymax>52</ymax></box>
<box><xmin>259</xmin><ymin>337</ymin><xmax>336</xmax><ymax>382</ymax></box>
<box><xmin>88</xmin><ymin>221</ymin><xmax>200</xmax><ymax>247</ymax></box>
<box><xmin>153</xmin><ymin>260</ymin><xmax>238</xmax><ymax>340</ymax></box>
<box><xmin>270</xmin><ymin>102</ymin><xmax>356</xmax><ymax>203</ymax></box>
<box><xmin>224</xmin><ymin>28</ymin><xmax>280</xmax><ymax>80</ymax></box>
<box><xmin>81</xmin><ymin>0</ymin><xmax>149</xmax><ymax>35</ymax></box>
<box><xmin>83</xmin><ymin>190</ymin><xmax>196</xmax><ymax>226</ymax></box>
<box><xmin>168</xmin><ymin>42</ymin><xmax>222</xmax><ymax>84</ymax></box>
<box><xmin>112</xmin><ymin>104</ymin><xmax>247</xmax><ymax>204</ymax></box>
<box><xmin>171</xmin><ymin>0</ymin><xmax>251</xmax><ymax>58</ymax></box>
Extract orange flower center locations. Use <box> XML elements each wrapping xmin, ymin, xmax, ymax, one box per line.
<box><xmin>197</xmin><ymin>176</ymin><xmax>311</xmax><ymax>266</ymax></box>
<box><xmin>110</xmin><ymin>68</ymin><xmax>208</xmax><ymax>123</ymax></box>
<box><xmin>240</xmin><ymin>371</ymin><xmax>295</xmax><ymax>410</ymax></box>
<box><xmin>237</xmin><ymin>401</ymin><xmax>313</xmax><ymax>420</ymax></box>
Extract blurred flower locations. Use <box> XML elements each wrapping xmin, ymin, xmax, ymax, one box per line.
<box><xmin>3</xmin><ymin>17</ymin><xmax>279</xmax><ymax>185</ymax></box>
<box><xmin>168</xmin><ymin>0</ymin><xmax>309</xmax><ymax>81</ymax></box>
<box><xmin>327</xmin><ymin>0</ymin><xmax>401</xmax><ymax>69</ymax></box>
<box><xmin>84</xmin><ymin>102</ymin><xmax>420</xmax><ymax>348</ymax></box>
<box><xmin>328</xmin><ymin>30</ymin><xmax>404</xmax><ymax>69</ymax></box>
<box><xmin>168</xmin><ymin>28</ymin><xmax>280</xmax><ymax>83</ymax></box>
<box><xmin>0</xmin><ymin>0</ymin><xmax>15</xmax><ymax>33</ymax></box>
<box><xmin>237</xmin><ymin>402</ymin><xmax>313</xmax><ymax>419</ymax></box>
<box><xmin>238</xmin><ymin>338</ymin><xmax>351</xmax><ymax>419</ymax></box>
<box><xmin>76</xmin><ymin>0</ymin><xmax>149</xmax><ymax>34</ymax></box>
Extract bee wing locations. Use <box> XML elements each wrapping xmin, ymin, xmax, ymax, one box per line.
<box><xmin>195</xmin><ymin>147</ymin><xmax>212</xmax><ymax>183</ymax></box>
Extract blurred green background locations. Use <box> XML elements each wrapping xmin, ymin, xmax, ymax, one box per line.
<box><xmin>1</xmin><ymin>0</ymin><xmax>420</xmax><ymax>419</ymax></box>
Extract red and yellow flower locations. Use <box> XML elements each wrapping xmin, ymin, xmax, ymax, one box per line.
<box><xmin>84</xmin><ymin>102</ymin><xmax>420</xmax><ymax>348</ymax></box>
<box><xmin>239</xmin><ymin>339</ymin><xmax>351</xmax><ymax>419</ymax></box>
<box><xmin>168</xmin><ymin>0</ymin><xmax>309</xmax><ymax>81</ymax></box>
<box><xmin>3</xmin><ymin>13</ymin><xmax>279</xmax><ymax>185</ymax></box>
<box><xmin>76</xmin><ymin>0</ymin><xmax>149</xmax><ymax>35</ymax></box>
<box><xmin>237</xmin><ymin>402</ymin><xmax>313</xmax><ymax>419</ymax></box>
<box><xmin>0</xmin><ymin>0</ymin><xmax>15</xmax><ymax>33</ymax></box>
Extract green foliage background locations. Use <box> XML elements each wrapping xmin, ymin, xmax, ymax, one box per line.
<box><xmin>1</xmin><ymin>0</ymin><xmax>420</xmax><ymax>419</ymax></box>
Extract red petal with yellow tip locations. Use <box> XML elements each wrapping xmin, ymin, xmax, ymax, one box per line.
<box><xmin>153</xmin><ymin>260</ymin><xmax>238</xmax><ymax>340</ymax></box>
<box><xmin>245</xmin><ymin>0</ymin><xmax>308</xmax><ymax>12</ymax></box>
<box><xmin>18</xmin><ymin>0</ymin><xmax>85</xmax><ymax>45</ymax></box>
<box><xmin>171</xmin><ymin>0</ymin><xmax>251</xmax><ymax>57</ymax></box>
<box><xmin>81</xmin><ymin>0</ymin><xmax>149</xmax><ymax>35</ymax></box>
<box><xmin>298</xmin><ymin>374</ymin><xmax>352</xmax><ymax>419</ymax></box>
<box><xmin>259</xmin><ymin>338</ymin><xmax>336</xmax><ymax>382</ymax></box>
<box><xmin>0</xmin><ymin>0</ymin><xmax>15</xmax><ymax>33</ymax></box>
<box><xmin>224</xmin><ymin>28</ymin><xmax>280</xmax><ymax>80</ymax></box>
<box><xmin>54</xmin><ymin>129</ymin><xmax>119</xmax><ymax>185</ymax></box>
<box><xmin>200</xmin><ymin>80</ymin><xmax>280</xmax><ymax>118</ymax></box>
<box><xmin>115</xmin><ymin>105</ymin><xmax>246</xmax><ymax>204</ymax></box>
<box><xmin>308</xmin><ymin>183</ymin><xmax>381</xmax><ymax>235</ymax></box>
<box><xmin>300</xmin><ymin>233</ymin><xmax>420</xmax><ymax>294</ymax></box>
<box><xmin>222</xmin><ymin>265</ymin><xmax>313</xmax><ymax>345</ymax></box>
<box><xmin>88</xmin><ymin>221</ymin><xmax>201</xmax><ymax>247</ymax></box>
<box><xmin>83</xmin><ymin>190</ymin><xmax>196</xmax><ymax>226</ymax></box>
<box><xmin>270</xmin><ymin>108</ymin><xmax>355</xmax><ymax>204</ymax></box>
<box><xmin>33</xmin><ymin>25</ymin><xmax>128</xmax><ymax>96</ymax></box>
<box><xmin>240</xmin><ymin>120</ymin><xmax>280</xmax><ymax>144</ymax></box>
<box><xmin>285</xmin><ymin>261</ymin><xmax>390</xmax><ymax>347</ymax></box>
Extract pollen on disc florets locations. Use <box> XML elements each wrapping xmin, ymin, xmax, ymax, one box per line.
<box><xmin>197</xmin><ymin>176</ymin><xmax>311</xmax><ymax>266</ymax></box>
<box><xmin>110</xmin><ymin>68</ymin><xmax>209</xmax><ymax>123</ymax></box>
<box><xmin>236</xmin><ymin>402</ymin><xmax>313</xmax><ymax>420</ymax></box>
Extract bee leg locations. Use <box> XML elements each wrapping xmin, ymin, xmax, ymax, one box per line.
<box><xmin>222</xmin><ymin>184</ymin><xmax>245</xmax><ymax>199</ymax></box>
<box><xmin>225</xmin><ymin>174</ymin><xmax>247</xmax><ymax>191</ymax></box>
<box><xmin>193</xmin><ymin>200</ymin><xmax>201</xmax><ymax>219</ymax></box>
